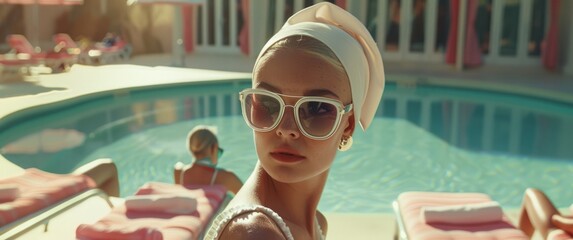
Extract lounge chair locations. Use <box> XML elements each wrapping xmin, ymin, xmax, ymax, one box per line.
<box><xmin>75</xmin><ymin>181</ymin><xmax>233</xmax><ymax>240</ymax></box>
<box><xmin>0</xmin><ymin>53</ymin><xmax>38</xmax><ymax>82</ymax></box>
<box><xmin>393</xmin><ymin>191</ymin><xmax>528</xmax><ymax>240</ymax></box>
<box><xmin>518</xmin><ymin>188</ymin><xmax>573</xmax><ymax>240</ymax></box>
<box><xmin>0</xmin><ymin>167</ymin><xmax>113</xmax><ymax>239</ymax></box>
<box><xmin>6</xmin><ymin>34</ymin><xmax>77</xmax><ymax>72</ymax></box>
<box><xmin>52</xmin><ymin>33</ymin><xmax>94</xmax><ymax>65</ymax></box>
<box><xmin>53</xmin><ymin>33</ymin><xmax>132</xmax><ymax>65</ymax></box>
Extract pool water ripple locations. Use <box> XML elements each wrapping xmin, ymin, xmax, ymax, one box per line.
<box><xmin>71</xmin><ymin>116</ymin><xmax>573</xmax><ymax>212</ymax></box>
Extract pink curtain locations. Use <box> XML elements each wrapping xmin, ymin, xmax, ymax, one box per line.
<box><xmin>463</xmin><ymin>0</ymin><xmax>481</xmax><ymax>66</ymax></box>
<box><xmin>445</xmin><ymin>0</ymin><xmax>481</xmax><ymax>67</ymax></box>
<box><xmin>542</xmin><ymin>0</ymin><xmax>560</xmax><ymax>70</ymax></box>
<box><xmin>335</xmin><ymin>0</ymin><xmax>346</xmax><ymax>9</ymax></box>
<box><xmin>445</xmin><ymin>0</ymin><xmax>459</xmax><ymax>64</ymax></box>
<box><xmin>239</xmin><ymin>0</ymin><xmax>250</xmax><ymax>55</ymax></box>
<box><xmin>182</xmin><ymin>5</ymin><xmax>194</xmax><ymax>53</ymax></box>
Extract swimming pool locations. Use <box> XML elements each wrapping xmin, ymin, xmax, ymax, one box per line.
<box><xmin>1</xmin><ymin>80</ymin><xmax>572</xmax><ymax>213</ymax></box>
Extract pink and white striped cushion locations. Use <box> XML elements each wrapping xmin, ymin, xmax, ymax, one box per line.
<box><xmin>76</xmin><ymin>182</ymin><xmax>227</xmax><ymax>240</ymax></box>
<box><xmin>397</xmin><ymin>191</ymin><xmax>528</xmax><ymax>240</ymax></box>
<box><xmin>0</xmin><ymin>168</ymin><xmax>96</xmax><ymax>226</ymax></box>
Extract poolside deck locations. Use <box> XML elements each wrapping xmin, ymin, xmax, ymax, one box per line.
<box><xmin>1</xmin><ymin>53</ymin><xmax>571</xmax><ymax>239</ymax></box>
<box><xmin>124</xmin><ymin>52</ymin><xmax>573</xmax><ymax>100</ymax></box>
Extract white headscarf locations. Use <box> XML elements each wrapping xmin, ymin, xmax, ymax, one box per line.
<box><xmin>253</xmin><ymin>2</ymin><xmax>385</xmax><ymax>131</ymax></box>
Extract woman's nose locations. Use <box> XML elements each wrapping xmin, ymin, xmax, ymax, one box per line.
<box><xmin>275</xmin><ymin>106</ymin><xmax>301</xmax><ymax>139</ymax></box>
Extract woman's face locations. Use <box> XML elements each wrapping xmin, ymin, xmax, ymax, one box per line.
<box><xmin>252</xmin><ymin>48</ymin><xmax>355</xmax><ymax>183</ymax></box>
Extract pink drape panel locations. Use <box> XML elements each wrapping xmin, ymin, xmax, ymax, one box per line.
<box><xmin>542</xmin><ymin>0</ymin><xmax>559</xmax><ymax>70</ymax></box>
<box><xmin>463</xmin><ymin>0</ymin><xmax>480</xmax><ymax>66</ymax></box>
<box><xmin>335</xmin><ymin>0</ymin><xmax>346</xmax><ymax>9</ymax></box>
<box><xmin>239</xmin><ymin>0</ymin><xmax>249</xmax><ymax>55</ymax></box>
<box><xmin>445</xmin><ymin>0</ymin><xmax>481</xmax><ymax>67</ymax></box>
<box><xmin>182</xmin><ymin>5</ymin><xmax>194</xmax><ymax>53</ymax></box>
<box><xmin>445</xmin><ymin>0</ymin><xmax>459</xmax><ymax>64</ymax></box>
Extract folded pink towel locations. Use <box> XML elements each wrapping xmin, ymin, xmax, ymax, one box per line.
<box><xmin>0</xmin><ymin>168</ymin><xmax>95</xmax><ymax>226</ymax></box>
<box><xmin>125</xmin><ymin>194</ymin><xmax>198</xmax><ymax>214</ymax></box>
<box><xmin>76</xmin><ymin>223</ymin><xmax>163</xmax><ymax>240</ymax></box>
<box><xmin>0</xmin><ymin>184</ymin><xmax>19</xmax><ymax>203</ymax></box>
<box><xmin>422</xmin><ymin>201</ymin><xmax>503</xmax><ymax>224</ymax></box>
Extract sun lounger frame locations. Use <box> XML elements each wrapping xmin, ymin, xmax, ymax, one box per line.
<box><xmin>0</xmin><ymin>188</ymin><xmax>112</xmax><ymax>239</ymax></box>
<box><xmin>393</xmin><ymin>200</ymin><xmax>408</xmax><ymax>240</ymax></box>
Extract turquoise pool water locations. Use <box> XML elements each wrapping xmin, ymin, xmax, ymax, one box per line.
<box><xmin>1</xmin><ymin>81</ymin><xmax>572</xmax><ymax>213</ymax></box>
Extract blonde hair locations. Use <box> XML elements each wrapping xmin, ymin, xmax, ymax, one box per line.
<box><xmin>187</xmin><ymin>125</ymin><xmax>218</xmax><ymax>157</ymax></box>
<box><xmin>258</xmin><ymin>35</ymin><xmax>347</xmax><ymax>78</ymax></box>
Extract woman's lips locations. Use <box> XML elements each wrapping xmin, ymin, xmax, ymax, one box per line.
<box><xmin>270</xmin><ymin>150</ymin><xmax>305</xmax><ymax>163</ymax></box>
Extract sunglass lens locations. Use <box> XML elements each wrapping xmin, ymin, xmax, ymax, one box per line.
<box><xmin>244</xmin><ymin>93</ymin><xmax>281</xmax><ymax>130</ymax></box>
<box><xmin>298</xmin><ymin>101</ymin><xmax>339</xmax><ymax>137</ymax></box>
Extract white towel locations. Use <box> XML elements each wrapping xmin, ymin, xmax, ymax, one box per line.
<box><xmin>422</xmin><ymin>201</ymin><xmax>503</xmax><ymax>224</ymax></box>
<box><xmin>124</xmin><ymin>194</ymin><xmax>197</xmax><ymax>215</ymax></box>
<box><xmin>0</xmin><ymin>184</ymin><xmax>19</xmax><ymax>202</ymax></box>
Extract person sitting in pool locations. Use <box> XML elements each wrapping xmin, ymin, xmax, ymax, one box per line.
<box><xmin>518</xmin><ymin>188</ymin><xmax>573</xmax><ymax>239</ymax></box>
<box><xmin>174</xmin><ymin>125</ymin><xmax>243</xmax><ymax>194</ymax></box>
<box><xmin>205</xmin><ymin>2</ymin><xmax>385</xmax><ymax>240</ymax></box>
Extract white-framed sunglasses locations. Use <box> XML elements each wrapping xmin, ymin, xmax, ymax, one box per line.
<box><xmin>239</xmin><ymin>88</ymin><xmax>353</xmax><ymax>140</ymax></box>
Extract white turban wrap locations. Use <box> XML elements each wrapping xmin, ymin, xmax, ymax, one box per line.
<box><xmin>253</xmin><ymin>2</ymin><xmax>385</xmax><ymax>131</ymax></box>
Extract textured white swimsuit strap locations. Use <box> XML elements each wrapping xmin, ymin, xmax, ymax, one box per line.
<box><xmin>204</xmin><ymin>205</ymin><xmax>294</xmax><ymax>240</ymax></box>
<box><xmin>205</xmin><ymin>205</ymin><xmax>325</xmax><ymax>240</ymax></box>
<box><xmin>210</xmin><ymin>168</ymin><xmax>219</xmax><ymax>185</ymax></box>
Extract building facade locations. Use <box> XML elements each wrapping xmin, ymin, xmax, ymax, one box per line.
<box><xmin>189</xmin><ymin>0</ymin><xmax>573</xmax><ymax>75</ymax></box>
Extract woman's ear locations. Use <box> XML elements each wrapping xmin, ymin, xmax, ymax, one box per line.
<box><xmin>211</xmin><ymin>144</ymin><xmax>218</xmax><ymax>156</ymax></box>
<box><xmin>343</xmin><ymin>114</ymin><xmax>356</xmax><ymax>137</ymax></box>
<box><xmin>210</xmin><ymin>144</ymin><xmax>219</xmax><ymax>163</ymax></box>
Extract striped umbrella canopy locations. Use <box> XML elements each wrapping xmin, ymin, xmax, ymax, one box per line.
<box><xmin>0</xmin><ymin>0</ymin><xmax>84</xmax><ymax>51</ymax></box>
<box><xmin>0</xmin><ymin>0</ymin><xmax>81</xmax><ymax>5</ymax></box>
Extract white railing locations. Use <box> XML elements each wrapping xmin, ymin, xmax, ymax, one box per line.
<box><xmin>349</xmin><ymin>0</ymin><xmax>446</xmax><ymax>62</ymax></box>
<box><xmin>193</xmin><ymin>0</ymin><xmax>329</xmax><ymax>54</ymax></box>
<box><xmin>268</xmin><ymin>0</ymin><xmax>326</xmax><ymax>35</ymax></box>
<box><xmin>350</xmin><ymin>0</ymin><xmax>548</xmax><ymax>64</ymax></box>
<box><xmin>192</xmin><ymin>0</ymin><xmax>549</xmax><ymax>66</ymax></box>
<box><xmin>484</xmin><ymin>0</ymin><xmax>546</xmax><ymax>64</ymax></box>
<box><xmin>194</xmin><ymin>0</ymin><xmax>241</xmax><ymax>53</ymax></box>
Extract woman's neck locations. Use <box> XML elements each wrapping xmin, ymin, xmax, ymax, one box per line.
<box><xmin>254</xmin><ymin>163</ymin><xmax>328</xmax><ymax>236</ymax></box>
<box><xmin>194</xmin><ymin>157</ymin><xmax>216</xmax><ymax>168</ymax></box>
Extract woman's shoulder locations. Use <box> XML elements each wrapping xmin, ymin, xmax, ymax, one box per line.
<box><xmin>205</xmin><ymin>205</ymin><xmax>293</xmax><ymax>240</ymax></box>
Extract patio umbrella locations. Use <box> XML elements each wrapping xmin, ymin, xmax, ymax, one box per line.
<box><xmin>0</xmin><ymin>0</ymin><xmax>83</xmax><ymax>52</ymax></box>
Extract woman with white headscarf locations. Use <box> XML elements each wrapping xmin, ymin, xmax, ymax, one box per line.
<box><xmin>206</xmin><ymin>2</ymin><xmax>385</xmax><ymax>239</ymax></box>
